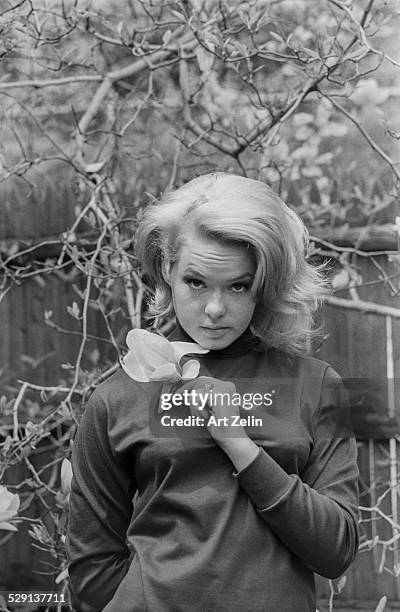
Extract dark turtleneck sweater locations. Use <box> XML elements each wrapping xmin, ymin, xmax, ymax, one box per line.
<box><xmin>67</xmin><ymin>324</ymin><xmax>359</xmax><ymax>612</ymax></box>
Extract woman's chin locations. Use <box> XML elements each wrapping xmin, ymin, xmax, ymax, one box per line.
<box><xmin>195</xmin><ymin>330</ymin><xmax>235</xmax><ymax>350</ymax></box>
<box><xmin>200</xmin><ymin>340</ymin><xmax>228</xmax><ymax>350</ymax></box>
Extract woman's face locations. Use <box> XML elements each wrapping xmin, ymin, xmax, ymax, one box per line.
<box><xmin>169</xmin><ymin>231</ymin><xmax>256</xmax><ymax>349</ymax></box>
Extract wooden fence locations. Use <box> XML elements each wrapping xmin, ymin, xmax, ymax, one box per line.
<box><xmin>315</xmin><ymin>254</ymin><xmax>400</xmax><ymax>611</ymax></box>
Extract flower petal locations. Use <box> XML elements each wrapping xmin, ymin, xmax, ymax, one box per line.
<box><xmin>126</xmin><ymin>329</ymin><xmax>175</xmax><ymax>369</ymax></box>
<box><xmin>149</xmin><ymin>363</ymin><xmax>182</xmax><ymax>382</ymax></box>
<box><xmin>171</xmin><ymin>341</ymin><xmax>209</xmax><ymax>363</ymax></box>
<box><xmin>0</xmin><ymin>521</ymin><xmax>17</xmax><ymax>532</ymax></box>
<box><xmin>0</xmin><ymin>488</ymin><xmax>19</xmax><ymax>515</ymax></box>
<box><xmin>0</xmin><ymin>487</ymin><xmax>12</xmax><ymax>512</ymax></box>
<box><xmin>181</xmin><ymin>359</ymin><xmax>201</xmax><ymax>380</ymax></box>
<box><xmin>0</xmin><ymin>508</ymin><xmax>19</xmax><ymax>522</ymax></box>
<box><xmin>7</xmin><ymin>493</ymin><xmax>20</xmax><ymax>515</ymax></box>
<box><xmin>120</xmin><ymin>350</ymin><xmax>150</xmax><ymax>382</ymax></box>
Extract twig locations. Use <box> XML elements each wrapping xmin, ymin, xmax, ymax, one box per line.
<box><xmin>76</xmin><ymin>29</ymin><xmax>196</xmax><ymax>163</ymax></box>
<box><xmin>241</xmin><ymin>76</ymin><xmax>318</xmax><ymax>153</ymax></box>
<box><xmin>310</xmin><ymin>228</ymin><xmax>398</xmax><ymax>254</ymax></box>
<box><xmin>325</xmin><ymin>296</ymin><xmax>400</xmax><ymax>318</ymax></box>
<box><xmin>328</xmin><ymin>0</ymin><xmax>400</xmax><ymax>69</ymax></box>
<box><xmin>133</xmin><ymin>271</ymin><xmax>144</xmax><ymax>329</ymax></box>
<box><xmin>370</xmin><ymin>257</ymin><xmax>399</xmax><ymax>296</ymax></box>
<box><xmin>320</xmin><ymin>91</ymin><xmax>400</xmax><ymax>182</ymax></box>
<box><xmin>0</xmin><ymin>75</ymin><xmax>102</xmax><ymax>89</ymax></box>
<box><xmin>12</xmin><ymin>382</ymin><xmax>28</xmax><ymax>441</ymax></box>
<box><xmin>63</xmin><ymin>222</ymin><xmax>109</xmax><ymax>406</ymax></box>
<box><xmin>56</xmin><ymin>194</ymin><xmax>96</xmax><ymax>266</ymax></box>
<box><xmin>168</xmin><ymin>131</ymin><xmax>184</xmax><ymax>188</ymax></box>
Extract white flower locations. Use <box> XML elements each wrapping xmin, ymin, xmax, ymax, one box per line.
<box><xmin>120</xmin><ymin>329</ymin><xmax>209</xmax><ymax>383</ymax></box>
<box><xmin>0</xmin><ymin>485</ymin><xmax>20</xmax><ymax>532</ymax></box>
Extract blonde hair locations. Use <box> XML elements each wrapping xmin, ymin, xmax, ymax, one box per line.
<box><xmin>135</xmin><ymin>172</ymin><xmax>328</xmax><ymax>355</ymax></box>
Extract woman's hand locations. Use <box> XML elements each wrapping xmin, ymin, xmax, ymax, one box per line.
<box><xmin>175</xmin><ymin>376</ymin><xmax>259</xmax><ymax>471</ymax></box>
<box><xmin>175</xmin><ymin>376</ymin><xmax>244</xmax><ymax>441</ymax></box>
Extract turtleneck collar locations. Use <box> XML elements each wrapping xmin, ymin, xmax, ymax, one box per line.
<box><xmin>167</xmin><ymin>319</ymin><xmax>262</xmax><ymax>358</ymax></box>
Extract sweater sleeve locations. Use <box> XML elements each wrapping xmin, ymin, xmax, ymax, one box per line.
<box><xmin>67</xmin><ymin>389</ymin><xmax>137</xmax><ymax>610</ymax></box>
<box><xmin>233</xmin><ymin>366</ymin><xmax>359</xmax><ymax>579</ymax></box>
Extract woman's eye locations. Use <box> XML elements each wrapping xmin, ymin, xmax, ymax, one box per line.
<box><xmin>185</xmin><ymin>278</ymin><xmax>204</xmax><ymax>290</ymax></box>
<box><xmin>183</xmin><ymin>277</ymin><xmax>249</xmax><ymax>293</ymax></box>
<box><xmin>231</xmin><ymin>283</ymin><xmax>249</xmax><ymax>293</ymax></box>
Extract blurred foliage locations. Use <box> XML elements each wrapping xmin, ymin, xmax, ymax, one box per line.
<box><xmin>0</xmin><ymin>0</ymin><xmax>399</xmax><ymax>227</ymax></box>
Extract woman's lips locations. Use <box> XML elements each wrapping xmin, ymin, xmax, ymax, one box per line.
<box><xmin>201</xmin><ymin>326</ymin><xmax>229</xmax><ymax>336</ymax></box>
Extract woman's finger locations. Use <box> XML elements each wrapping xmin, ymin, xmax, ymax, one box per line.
<box><xmin>175</xmin><ymin>377</ymin><xmax>214</xmax><ymax>419</ymax></box>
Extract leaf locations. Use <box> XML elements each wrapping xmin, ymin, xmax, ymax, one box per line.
<box><xmin>33</xmin><ymin>275</ymin><xmax>46</xmax><ymax>288</ymax></box>
<box><xmin>1</xmin><ymin>436</ymin><xmax>12</xmax><ymax>456</ymax></box>
<box><xmin>7</xmin><ymin>242</ymin><xmax>19</xmax><ymax>256</ymax></box>
<box><xmin>162</xmin><ymin>30</ymin><xmax>172</xmax><ymax>45</ymax></box>
<box><xmin>121</xmin><ymin>238</ymin><xmax>133</xmax><ymax>249</ymax></box>
<box><xmin>331</xmin><ymin>269</ymin><xmax>350</xmax><ymax>290</ymax></box>
<box><xmin>336</xmin><ymin>575</ymin><xmax>347</xmax><ymax>593</ymax></box>
<box><xmin>170</xmin><ymin>9</ymin><xmax>186</xmax><ymax>23</ymax></box>
<box><xmin>67</xmin><ymin>301</ymin><xmax>80</xmax><ymax>320</ymax></box>
<box><xmin>25</xmin><ymin>421</ymin><xmax>37</xmax><ymax>437</ymax></box>
<box><xmin>117</xmin><ymin>21</ymin><xmax>131</xmax><ymax>46</ymax></box>
<box><xmin>270</xmin><ymin>31</ymin><xmax>284</xmax><ymax>43</ymax></box>
<box><xmin>20</xmin><ymin>354</ymin><xmax>36</xmax><ymax>367</ymax></box>
<box><xmin>72</xmin><ymin>284</ymin><xmax>85</xmax><ymax>299</ymax></box>
<box><xmin>55</xmin><ymin>568</ymin><xmax>69</xmax><ymax>585</ymax></box>
<box><xmin>374</xmin><ymin>596</ymin><xmax>387</xmax><ymax>612</ymax></box>
<box><xmin>84</xmin><ymin>160</ymin><xmax>107</xmax><ymax>173</ymax></box>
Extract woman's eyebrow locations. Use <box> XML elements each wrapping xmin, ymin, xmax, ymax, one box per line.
<box><xmin>183</xmin><ymin>267</ymin><xmax>253</xmax><ymax>282</ymax></box>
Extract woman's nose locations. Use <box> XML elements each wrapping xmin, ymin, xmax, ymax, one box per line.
<box><xmin>204</xmin><ymin>292</ymin><xmax>226</xmax><ymax>319</ymax></box>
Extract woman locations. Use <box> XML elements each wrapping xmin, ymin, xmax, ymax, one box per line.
<box><xmin>67</xmin><ymin>173</ymin><xmax>359</xmax><ymax>612</ymax></box>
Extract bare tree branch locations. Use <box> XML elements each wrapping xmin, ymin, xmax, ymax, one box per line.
<box><xmin>320</xmin><ymin>90</ymin><xmax>400</xmax><ymax>182</ymax></box>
